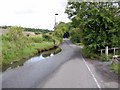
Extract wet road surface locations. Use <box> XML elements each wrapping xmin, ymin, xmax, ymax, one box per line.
<box><xmin>2</xmin><ymin>39</ymin><xmax>118</xmax><ymax>88</ymax></box>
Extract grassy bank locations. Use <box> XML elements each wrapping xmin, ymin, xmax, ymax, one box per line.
<box><xmin>111</xmin><ymin>63</ymin><xmax>120</xmax><ymax>75</ymax></box>
<box><xmin>82</xmin><ymin>47</ymin><xmax>120</xmax><ymax>74</ymax></box>
<box><xmin>1</xmin><ymin>26</ymin><xmax>60</xmax><ymax>69</ymax></box>
<box><xmin>3</xmin><ymin>42</ymin><xmax>54</xmax><ymax>62</ymax></box>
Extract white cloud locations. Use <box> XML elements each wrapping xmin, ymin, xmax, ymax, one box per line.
<box><xmin>0</xmin><ymin>0</ymin><xmax>70</xmax><ymax>30</ymax></box>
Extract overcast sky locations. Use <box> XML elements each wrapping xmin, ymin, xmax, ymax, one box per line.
<box><xmin>0</xmin><ymin>0</ymin><xmax>70</xmax><ymax>30</ymax></box>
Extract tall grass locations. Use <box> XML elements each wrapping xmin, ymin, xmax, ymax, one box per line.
<box><xmin>111</xmin><ymin>63</ymin><xmax>120</xmax><ymax>75</ymax></box>
<box><xmin>1</xmin><ymin>26</ymin><xmax>57</xmax><ymax>67</ymax></box>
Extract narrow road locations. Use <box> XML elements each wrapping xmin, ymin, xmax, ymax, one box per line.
<box><xmin>2</xmin><ymin>39</ymin><xmax>118</xmax><ymax>88</ymax></box>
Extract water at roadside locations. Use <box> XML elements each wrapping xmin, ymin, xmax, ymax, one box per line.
<box><xmin>3</xmin><ymin>48</ymin><xmax>61</xmax><ymax>72</ymax></box>
<box><xmin>25</xmin><ymin>53</ymin><xmax>53</xmax><ymax>64</ymax></box>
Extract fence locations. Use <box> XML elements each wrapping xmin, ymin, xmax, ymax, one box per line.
<box><xmin>98</xmin><ymin>47</ymin><xmax>120</xmax><ymax>56</ymax></box>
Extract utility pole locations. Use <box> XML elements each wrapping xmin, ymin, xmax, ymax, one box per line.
<box><xmin>54</xmin><ymin>13</ymin><xmax>58</xmax><ymax>48</ymax></box>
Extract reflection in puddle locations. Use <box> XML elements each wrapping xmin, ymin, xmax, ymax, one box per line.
<box><xmin>3</xmin><ymin>48</ymin><xmax>61</xmax><ymax>72</ymax></box>
<box><xmin>50</xmin><ymin>53</ymin><xmax>54</xmax><ymax>56</ymax></box>
<box><xmin>25</xmin><ymin>53</ymin><xmax>53</xmax><ymax>64</ymax></box>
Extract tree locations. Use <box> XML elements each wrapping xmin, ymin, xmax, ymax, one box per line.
<box><xmin>65</xmin><ymin>2</ymin><xmax>120</xmax><ymax>52</ymax></box>
<box><xmin>70</xmin><ymin>28</ymin><xmax>81</xmax><ymax>43</ymax></box>
<box><xmin>54</xmin><ymin>22</ymin><xmax>69</xmax><ymax>41</ymax></box>
<box><xmin>7</xmin><ymin>26</ymin><xmax>24</xmax><ymax>41</ymax></box>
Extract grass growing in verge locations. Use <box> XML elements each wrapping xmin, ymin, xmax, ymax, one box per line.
<box><xmin>1</xmin><ymin>26</ymin><xmax>59</xmax><ymax>68</ymax></box>
<box><xmin>81</xmin><ymin>47</ymin><xmax>100</xmax><ymax>60</ymax></box>
<box><xmin>111</xmin><ymin>63</ymin><xmax>120</xmax><ymax>75</ymax></box>
<box><xmin>82</xmin><ymin>47</ymin><xmax>113</xmax><ymax>61</ymax></box>
<box><xmin>82</xmin><ymin>47</ymin><xmax>120</xmax><ymax>75</ymax></box>
<box><xmin>2</xmin><ymin>41</ymin><xmax>54</xmax><ymax>66</ymax></box>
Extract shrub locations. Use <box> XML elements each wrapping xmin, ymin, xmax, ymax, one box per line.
<box><xmin>42</xmin><ymin>34</ymin><xmax>53</xmax><ymax>41</ymax></box>
<box><xmin>82</xmin><ymin>47</ymin><xmax>97</xmax><ymax>59</ymax></box>
<box><xmin>111</xmin><ymin>63</ymin><xmax>120</xmax><ymax>75</ymax></box>
<box><xmin>70</xmin><ymin>28</ymin><xmax>81</xmax><ymax>44</ymax></box>
<box><xmin>29</xmin><ymin>36</ymin><xmax>43</xmax><ymax>43</ymax></box>
<box><xmin>99</xmin><ymin>54</ymin><xmax>109</xmax><ymax>61</ymax></box>
<box><xmin>34</xmin><ymin>32</ymin><xmax>41</xmax><ymax>35</ymax></box>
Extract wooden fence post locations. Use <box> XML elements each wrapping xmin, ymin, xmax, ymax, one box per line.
<box><xmin>113</xmin><ymin>48</ymin><xmax>115</xmax><ymax>55</ymax></box>
<box><xmin>101</xmin><ymin>49</ymin><xmax>103</xmax><ymax>55</ymax></box>
<box><xmin>105</xmin><ymin>46</ymin><xmax>108</xmax><ymax>56</ymax></box>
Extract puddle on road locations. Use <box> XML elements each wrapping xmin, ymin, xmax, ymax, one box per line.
<box><xmin>3</xmin><ymin>48</ymin><xmax>61</xmax><ymax>72</ymax></box>
<box><xmin>25</xmin><ymin>53</ymin><xmax>54</xmax><ymax>64</ymax></box>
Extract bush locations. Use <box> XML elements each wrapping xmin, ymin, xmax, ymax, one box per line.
<box><xmin>82</xmin><ymin>47</ymin><xmax>99</xmax><ymax>59</ymax></box>
<box><xmin>43</xmin><ymin>34</ymin><xmax>54</xmax><ymax>42</ymax></box>
<box><xmin>2</xmin><ymin>26</ymin><xmax>61</xmax><ymax>71</ymax></box>
<box><xmin>99</xmin><ymin>54</ymin><xmax>114</xmax><ymax>61</ymax></box>
<box><xmin>70</xmin><ymin>28</ymin><xmax>81</xmax><ymax>44</ymax></box>
<box><xmin>100</xmin><ymin>54</ymin><xmax>109</xmax><ymax>61</ymax></box>
<box><xmin>116</xmin><ymin>50</ymin><xmax>120</xmax><ymax>55</ymax></box>
<box><xmin>82</xmin><ymin>47</ymin><xmax>114</xmax><ymax>61</ymax></box>
<box><xmin>54</xmin><ymin>48</ymin><xmax>62</xmax><ymax>54</ymax></box>
<box><xmin>28</xmin><ymin>36</ymin><xmax>43</xmax><ymax>43</ymax></box>
<box><xmin>111</xmin><ymin>63</ymin><xmax>120</xmax><ymax>75</ymax></box>
<box><xmin>34</xmin><ymin>32</ymin><xmax>41</xmax><ymax>35</ymax></box>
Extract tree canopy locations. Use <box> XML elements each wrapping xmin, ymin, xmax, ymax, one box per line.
<box><xmin>65</xmin><ymin>2</ymin><xmax>120</xmax><ymax>52</ymax></box>
<box><xmin>0</xmin><ymin>26</ymin><xmax>52</xmax><ymax>33</ymax></box>
<box><xmin>54</xmin><ymin>22</ymin><xmax>70</xmax><ymax>40</ymax></box>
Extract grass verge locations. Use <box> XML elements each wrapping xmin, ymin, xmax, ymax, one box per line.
<box><xmin>82</xmin><ymin>47</ymin><xmax>120</xmax><ymax>75</ymax></box>
<box><xmin>2</xmin><ymin>41</ymin><xmax>54</xmax><ymax>67</ymax></box>
<box><xmin>111</xmin><ymin>63</ymin><xmax>120</xmax><ymax>75</ymax></box>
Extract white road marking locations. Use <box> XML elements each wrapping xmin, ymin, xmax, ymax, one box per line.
<box><xmin>68</xmin><ymin>43</ymin><xmax>101</xmax><ymax>88</ymax></box>
<box><xmin>81</xmin><ymin>55</ymin><xmax>101</xmax><ymax>89</ymax></box>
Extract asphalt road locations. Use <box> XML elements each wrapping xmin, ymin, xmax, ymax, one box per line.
<box><xmin>2</xmin><ymin>39</ymin><xmax>118</xmax><ymax>88</ymax></box>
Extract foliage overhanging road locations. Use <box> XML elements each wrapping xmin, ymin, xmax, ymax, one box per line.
<box><xmin>2</xmin><ymin>39</ymin><xmax>118</xmax><ymax>88</ymax></box>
